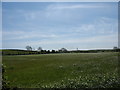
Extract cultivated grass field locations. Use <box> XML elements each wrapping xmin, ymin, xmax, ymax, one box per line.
<box><xmin>2</xmin><ymin>52</ymin><xmax>120</xmax><ymax>88</ymax></box>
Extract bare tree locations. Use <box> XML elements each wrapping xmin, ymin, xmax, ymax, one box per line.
<box><xmin>38</xmin><ymin>47</ymin><xmax>42</xmax><ymax>51</ymax></box>
<box><xmin>26</xmin><ymin>46</ymin><xmax>32</xmax><ymax>51</ymax></box>
<box><xmin>59</xmin><ymin>48</ymin><xmax>67</xmax><ymax>52</ymax></box>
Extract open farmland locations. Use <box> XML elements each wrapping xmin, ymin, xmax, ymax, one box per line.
<box><xmin>2</xmin><ymin>52</ymin><xmax>120</xmax><ymax>88</ymax></box>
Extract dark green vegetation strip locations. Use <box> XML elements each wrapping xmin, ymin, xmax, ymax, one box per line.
<box><xmin>2</xmin><ymin>52</ymin><xmax>120</xmax><ymax>88</ymax></box>
<box><xmin>2</xmin><ymin>49</ymin><xmax>120</xmax><ymax>55</ymax></box>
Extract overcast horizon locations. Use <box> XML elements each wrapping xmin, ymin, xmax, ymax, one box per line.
<box><xmin>2</xmin><ymin>2</ymin><xmax>118</xmax><ymax>50</ymax></box>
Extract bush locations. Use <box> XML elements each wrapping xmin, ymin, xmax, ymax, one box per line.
<box><xmin>2</xmin><ymin>64</ymin><xmax>10</xmax><ymax>90</ymax></box>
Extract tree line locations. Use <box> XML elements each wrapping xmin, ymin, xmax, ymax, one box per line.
<box><xmin>1</xmin><ymin>46</ymin><xmax>68</xmax><ymax>55</ymax></box>
<box><xmin>1</xmin><ymin>46</ymin><xmax>120</xmax><ymax>56</ymax></box>
<box><xmin>26</xmin><ymin>46</ymin><xmax>68</xmax><ymax>53</ymax></box>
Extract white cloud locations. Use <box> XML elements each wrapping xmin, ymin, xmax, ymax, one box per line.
<box><xmin>72</xmin><ymin>17</ymin><xmax>118</xmax><ymax>35</ymax></box>
<box><xmin>3</xmin><ymin>30</ymin><xmax>58</xmax><ymax>40</ymax></box>
<box><xmin>24</xmin><ymin>17</ymin><xmax>117</xmax><ymax>49</ymax></box>
<box><xmin>3</xmin><ymin>31</ymin><xmax>25</xmax><ymax>35</ymax></box>
<box><xmin>2</xmin><ymin>2</ymin><xmax>117</xmax><ymax>49</ymax></box>
<box><xmin>2</xmin><ymin>0</ymin><xmax>119</xmax><ymax>2</ymax></box>
<box><xmin>24</xmin><ymin>12</ymin><xmax>36</xmax><ymax>20</ymax></box>
<box><xmin>47</xmin><ymin>3</ymin><xmax>110</xmax><ymax>10</ymax></box>
<box><xmin>3</xmin><ymin>33</ymin><xmax>117</xmax><ymax>50</ymax></box>
<box><xmin>33</xmin><ymin>34</ymin><xmax>117</xmax><ymax>45</ymax></box>
<box><xmin>13</xmin><ymin>33</ymin><xmax>116</xmax><ymax>50</ymax></box>
<box><xmin>3</xmin><ymin>17</ymin><xmax>118</xmax><ymax>42</ymax></box>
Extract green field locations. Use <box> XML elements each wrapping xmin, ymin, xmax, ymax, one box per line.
<box><xmin>2</xmin><ymin>52</ymin><xmax>120</xmax><ymax>88</ymax></box>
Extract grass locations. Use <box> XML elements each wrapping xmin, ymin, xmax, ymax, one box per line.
<box><xmin>2</xmin><ymin>52</ymin><xmax>120</xmax><ymax>88</ymax></box>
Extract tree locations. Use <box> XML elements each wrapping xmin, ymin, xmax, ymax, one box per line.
<box><xmin>26</xmin><ymin>46</ymin><xmax>32</xmax><ymax>51</ymax></box>
<box><xmin>113</xmin><ymin>46</ymin><xmax>118</xmax><ymax>50</ymax></box>
<box><xmin>38</xmin><ymin>47</ymin><xmax>42</xmax><ymax>51</ymax></box>
<box><xmin>47</xmin><ymin>50</ymin><xmax>50</xmax><ymax>53</ymax></box>
<box><xmin>51</xmin><ymin>50</ymin><xmax>56</xmax><ymax>53</ymax></box>
<box><xmin>32</xmin><ymin>47</ymin><xmax>36</xmax><ymax>51</ymax></box>
<box><xmin>113</xmin><ymin>46</ymin><xmax>119</xmax><ymax>52</ymax></box>
<box><xmin>59</xmin><ymin>48</ymin><xmax>67</xmax><ymax>53</ymax></box>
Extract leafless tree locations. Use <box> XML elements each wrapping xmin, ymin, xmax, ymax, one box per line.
<box><xmin>26</xmin><ymin>46</ymin><xmax>32</xmax><ymax>51</ymax></box>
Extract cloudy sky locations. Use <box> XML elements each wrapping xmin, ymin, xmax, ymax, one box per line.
<box><xmin>2</xmin><ymin>2</ymin><xmax>118</xmax><ymax>50</ymax></box>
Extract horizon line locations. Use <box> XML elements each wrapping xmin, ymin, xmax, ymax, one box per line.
<box><xmin>0</xmin><ymin>48</ymin><xmax>117</xmax><ymax>51</ymax></box>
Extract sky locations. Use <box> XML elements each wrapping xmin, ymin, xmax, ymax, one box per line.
<box><xmin>2</xmin><ymin>2</ymin><xmax>118</xmax><ymax>50</ymax></box>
